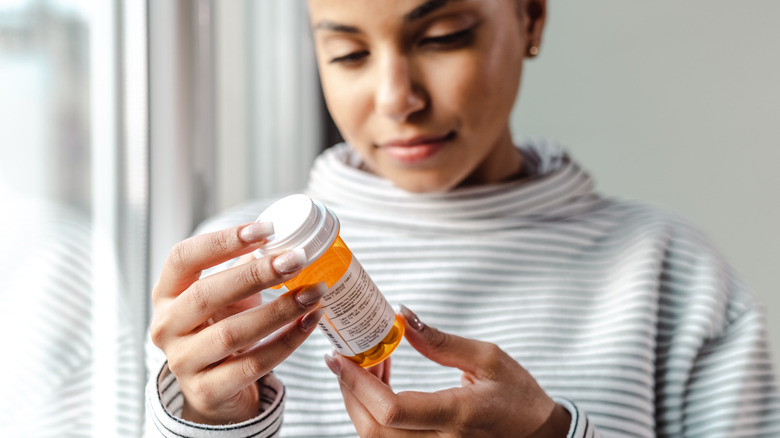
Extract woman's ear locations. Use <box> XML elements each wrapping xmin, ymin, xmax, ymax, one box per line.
<box><xmin>519</xmin><ymin>0</ymin><xmax>546</xmax><ymax>58</ymax></box>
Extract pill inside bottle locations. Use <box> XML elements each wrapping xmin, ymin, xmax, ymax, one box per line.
<box><xmin>254</xmin><ymin>194</ymin><xmax>404</xmax><ymax>368</ymax></box>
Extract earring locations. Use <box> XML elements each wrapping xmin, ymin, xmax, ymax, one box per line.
<box><xmin>527</xmin><ymin>45</ymin><xmax>540</xmax><ymax>57</ymax></box>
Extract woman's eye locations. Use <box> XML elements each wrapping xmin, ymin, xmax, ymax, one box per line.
<box><xmin>329</xmin><ymin>51</ymin><xmax>369</xmax><ymax>65</ymax></box>
<box><xmin>420</xmin><ymin>28</ymin><xmax>474</xmax><ymax>48</ymax></box>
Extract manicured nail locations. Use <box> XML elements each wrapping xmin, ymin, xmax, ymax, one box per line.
<box><xmin>295</xmin><ymin>282</ymin><xmax>327</xmax><ymax>307</ymax></box>
<box><xmin>273</xmin><ymin>248</ymin><xmax>307</xmax><ymax>274</ymax></box>
<box><xmin>239</xmin><ymin>222</ymin><xmax>274</xmax><ymax>243</ymax></box>
<box><xmin>400</xmin><ymin>304</ymin><xmax>424</xmax><ymax>331</ymax></box>
<box><xmin>324</xmin><ymin>354</ymin><xmax>341</xmax><ymax>377</ymax></box>
<box><xmin>300</xmin><ymin>307</ymin><xmax>325</xmax><ymax>330</ymax></box>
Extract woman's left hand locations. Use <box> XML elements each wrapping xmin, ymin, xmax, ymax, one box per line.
<box><xmin>324</xmin><ymin>306</ymin><xmax>571</xmax><ymax>438</ymax></box>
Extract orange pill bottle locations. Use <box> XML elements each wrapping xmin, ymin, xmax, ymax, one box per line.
<box><xmin>254</xmin><ymin>194</ymin><xmax>404</xmax><ymax>367</ymax></box>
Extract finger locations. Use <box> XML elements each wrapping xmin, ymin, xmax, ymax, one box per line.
<box><xmin>177</xmin><ymin>283</ymin><xmax>327</xmax><ymax>372</ymax></box>
<box><xmin>400</xmin><ymin>305</ymin><xmax>509</xmax><ymax>379</ymax></box>
<box><xmin>207</xmin><ymin>254</ymin><xmax>266</xmax><ymax>323</ymax></box>
<box><xmin>366</xmin><ymin>357</ymin><xmax>391</xmax><ymax>385</ymax></box>
<box><xmin>380</xmin><ymin>357</ymin><xmax>392</xmax><ymax>386</ymax></box>
<box><xmin>337</xmin><ymin>378</ymin><xmax>439</xmax><ymax>438</ymax></box>
<box><xmin>233</xmin><ymin>252</ymin><xmax>257</xmax><ymax>267</ymax></box>
<box><xmin>329</xmin><ymin>354</ymin><xmax>459</xmax><ymax>431</ymax></box>
<box><xmin>210</xmin><ymin>292</ymin><xmax>262</xmax><ymax>325</ymax></box>
<box><xmin>336</xmin><ymin>378</ymin><xmax>379</xmax><ymax>435</ymax></box>
<box><xmin>164</xmin><ymin>250</ymin><xmax>308</xmax><ymax>335</ymax></box>
<box><xmin>203</xmin><ymin>245</ymin><xmax>273</xmax><ymax>325</ymax></box>
<box><xmin>156</xmin><ymin>292</ymin><xmax>262</xmax><ymax>356</ymax></box>
<box><xmin>154</xmin><ymin>222</ymin><xmax>274</xmax><ymax>302</ymax></box>
<box><xmin>383</xmin><ymin>359</ymin><xmax>392</xmax><ymax>386</ymax></box>
<box><xmin>193</xmin><ymin>307</ymin><xmax>325</xmax><ymax>402</ymax></box>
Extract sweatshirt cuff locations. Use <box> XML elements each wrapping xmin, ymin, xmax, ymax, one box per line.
<box><xmin>146</xmin><ymin>361</ymin><xmax>285</xmax><ymax>438</ymax></box>
<box><xmin>554</xmin><ymin>397</ymin><xmax>599</xmax><ymax>438</ymax></box>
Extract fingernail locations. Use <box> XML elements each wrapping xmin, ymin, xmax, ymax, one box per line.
<box><xmin>324</xmin><ymin>354</ymin><xmax>341</xmax><ymax>377</ymax></box>
<box><xmin>300</xmin><ymin>307</ymin><xmax>325</xmax><ymax>330</ymax></box>
<box><xmin>400</xmin><ymin>304</ymin><xmax>424</xmax><ymax>331</ymax></box>
<box><xmin>295</xmin><ymin>282</ymin><xmax>327</xmax><ymax>307</ymax></box>
<box><xmin>273</xmin><ymin>248</ymin><xmax>307</xmax><ymax>274</ymax></box>
<box><xmin>239</xmin><ymin>222</ymin><xmax>274</xmax><ymax>243</ymax></box>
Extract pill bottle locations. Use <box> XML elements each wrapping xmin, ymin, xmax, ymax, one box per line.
<box><xmin>254</xmin><ymin>194</ymin><xmax>404</xmax><ymax>367</ymax></box>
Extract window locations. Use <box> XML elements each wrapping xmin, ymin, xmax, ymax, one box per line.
<box><xmin>1</xmin><ymin>1</ymin><xmax>327</xmax><ymax>435</ymax></box>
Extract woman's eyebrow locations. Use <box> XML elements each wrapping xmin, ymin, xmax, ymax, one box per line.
<box><xmin>314</xmin><ymin>21</ymin><xmax>362</xmax><ymax>34</ymax></box>
<box><xmin>313</xmin><ymin>0</ymin><xmax>464</xmax><ymax>33</ymax></box>
<box><xmin>405</xmin><ymin>0</ymin><xmax>463</xmax><ymax>23</ymax></box>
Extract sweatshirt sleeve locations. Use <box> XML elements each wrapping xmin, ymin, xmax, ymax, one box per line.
<box><xmin>669</xmin><ymin>304</ymin><xmax>780</xmax><ymax>436</ymax></box>
<box><xmin>552</xmin><ymin>301</ymin><xmax>780</xmax><ymax>438</ymax></box>
<box><xmin>555</xmin><ymin>398</ymin><xmax>601</xmax><ymax>438</ymax></box>
<box><xmin>144</xmin><ymin>361</ymin><xmax>285</xmax><ymax>438</ymax></box>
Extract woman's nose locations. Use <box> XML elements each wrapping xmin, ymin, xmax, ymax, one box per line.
<box><xmin>375</xmin><ymin>55</ymin><xmax>426</xmax><ymax>123</ymax></box>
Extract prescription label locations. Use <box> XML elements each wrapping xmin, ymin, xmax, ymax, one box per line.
<box><xmin>317</xmin><ymin>256</ymin><xmax>395</xmax><ymax>356</ymax></box>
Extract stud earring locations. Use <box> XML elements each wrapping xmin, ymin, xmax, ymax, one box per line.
<box><xmin>528</xmin><ymin>45</ymin><xmax>540</xmax><ymax>57</ymax></box>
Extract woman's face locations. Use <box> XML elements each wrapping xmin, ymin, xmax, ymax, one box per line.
<box><xmin>308</xmin><ymin>0</ymin><xmax>545</xmax><ymax>193</ymax></box>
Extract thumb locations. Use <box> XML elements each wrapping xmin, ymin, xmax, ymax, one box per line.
<box><xmin>399</xmin><ymin>305</ymin><xmax>507</xmax><ymax>378</ymax></box>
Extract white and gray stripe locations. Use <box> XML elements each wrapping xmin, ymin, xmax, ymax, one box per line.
<box><xmin>0</xmin><ymin>197</ymin><xmax>143</xmax><ymax>437</ymax></box>
<box><xmin>146</xmin><ymin>140</ymin><xmax>780</xmax><ymax>437</ymax></box>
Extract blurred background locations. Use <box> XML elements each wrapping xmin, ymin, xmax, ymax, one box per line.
<box><xmin>0</xmin><ymin>0</ymin><xmax>777</xmax><ymax>436</ymax></box>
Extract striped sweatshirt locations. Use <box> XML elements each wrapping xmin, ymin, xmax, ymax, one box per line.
<box><xmin>146</xmin><ymin>140</ymin><xmax>780</xmax><ymax>437</ymax></box>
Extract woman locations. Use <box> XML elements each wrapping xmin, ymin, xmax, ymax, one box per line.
<box><xmin>146</xmin><ymin>0</ymin><xmax>780</xmax><ymax>436</ymax></box>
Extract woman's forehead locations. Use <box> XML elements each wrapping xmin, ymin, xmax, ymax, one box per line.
<box><xmin>307</xmin><ymin>0</ymin><xmax>498</xmax><ymax>35</ymax></box>
<box><xmin>307</xmin><ymin>0</ymin><xmax>477</xmax><ymax>22</ymax></box>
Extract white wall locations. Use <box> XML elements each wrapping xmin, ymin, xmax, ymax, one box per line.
<box><xmin>512</xmin><ymin>0</ymin><xmax>780</xmax><ymax>366</ymax></box>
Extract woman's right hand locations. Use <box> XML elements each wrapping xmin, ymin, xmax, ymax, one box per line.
<box><xmin>150</xmin><ymin>222</ymin><xmax>326</xmax><ymax>425</ymax></box>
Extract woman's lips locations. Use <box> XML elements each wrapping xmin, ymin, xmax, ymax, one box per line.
<box><xmin>378</xmin><ymin>131</ymin><xmax>456</xmax><ymax>164</ymax></box>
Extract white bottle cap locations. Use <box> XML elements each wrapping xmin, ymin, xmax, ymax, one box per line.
<box><xmin>253</xmin><ymin>194</ymin><xmax>340</xmax><ymax>267</ymax></box>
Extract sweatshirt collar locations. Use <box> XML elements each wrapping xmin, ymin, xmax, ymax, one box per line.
<box><xmin>305</xmin><ymin>140</ymin><xmax>601</xmax><ymax>233</ymax></box>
